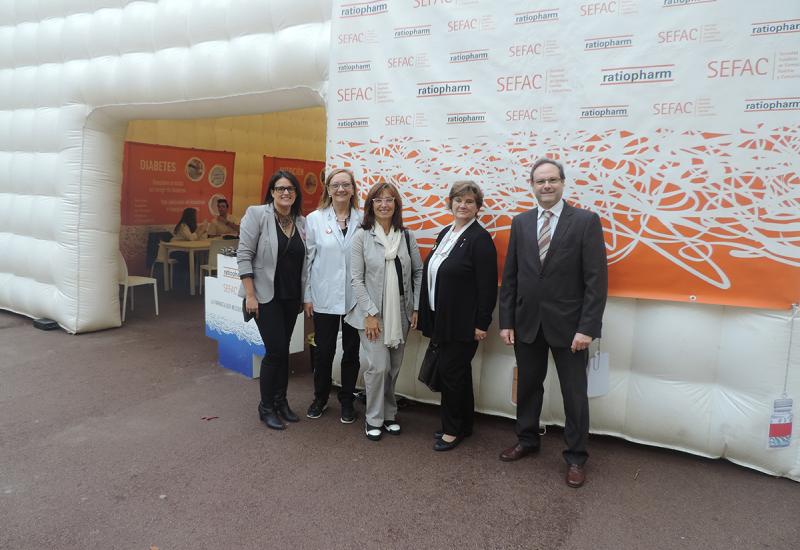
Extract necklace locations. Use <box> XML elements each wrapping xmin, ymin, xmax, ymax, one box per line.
<box><xmin>275</xmin><ymin>211</ymin><xmax>294</xmax><ymax>230</ymax></box>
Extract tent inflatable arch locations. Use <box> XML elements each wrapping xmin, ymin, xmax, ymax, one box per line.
<box><xmin>1</xmin><ymin>2</ymin><xmax>798</xmax><ymax>482</ymax></box>
<box><xmin>0</xmin><ymin>1</ymin><xmax>329</xmax><ymax>332</ymax></box>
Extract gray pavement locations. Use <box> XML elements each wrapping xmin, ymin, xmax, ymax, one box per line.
<box><xmin>1</xmin><ymin>293</ymin><xmax>797</xmax><ymax>550</ymax></box>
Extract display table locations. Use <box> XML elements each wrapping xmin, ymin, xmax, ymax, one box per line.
<box><xmin>204</xmin><ymin>254</ymin><xmax>304</xmax><ymax>378</ymax></box>
<box><xmin>162</xmin><ymin>239</ymin><xmax>211</xmax><ymax>295</ymax></box>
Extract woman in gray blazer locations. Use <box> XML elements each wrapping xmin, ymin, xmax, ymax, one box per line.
<box><xmin>238</xmin><ymin>170</ymin><xmax>308</xmax><ymax>431</ymax></box>
<box><xmin>345</xmin><ymin>182</ymin><xmax>423</xmax><ymax>441</ymax></box>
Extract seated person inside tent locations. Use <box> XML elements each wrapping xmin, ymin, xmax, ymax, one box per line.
<box><xmin>172</xmin><ymin>207</ymin><xmax>208</xmax><ymax>241</ymax></box>
<box><xmin>207</xmin><ymin>198</ymin><xmax>240</xmax><ymax>237</ymax></box>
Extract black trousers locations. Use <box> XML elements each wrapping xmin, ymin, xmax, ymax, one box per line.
<box><xmin>312</xmin><ymin>312</ymin><xmax>360</xmax><ymax>404</ymax></box>
<box><xmin>254</xmin><ymin>298</ymin><xmax>300</xmax><ymax>407</ymax></box>
<box><xmin>514</xmin><ymin>327</ymin><xmax>589</xmax><ymax>465</ymax></box>
<box><xmin>438</xmin><ymin>340</ymin><xmax>479</xmax><ymax>437</ymax></box>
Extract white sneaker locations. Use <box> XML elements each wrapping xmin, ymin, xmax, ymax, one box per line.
<box><xmin>365</xmin><ymin>423</ymin><xmax>382</xmax><ymax>441</ymax></box>
<box><xmin>383</xmin><ymin>420</ymin><xmax>401</xmax><ymax>435</ymax></box>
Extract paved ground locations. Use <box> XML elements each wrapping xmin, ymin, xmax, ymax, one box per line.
<box><xmin>1</xmin><ymin>292</ymin><xmax>798</xmax><ymax>550</ymax></box>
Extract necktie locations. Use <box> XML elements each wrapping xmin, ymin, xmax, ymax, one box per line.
<box><xmin>538</xmin><ymin>210</ymin><xmax>552</xmax><ymax>262</ymax></box>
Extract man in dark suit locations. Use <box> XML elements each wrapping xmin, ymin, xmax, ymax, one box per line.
<box><xmin>498</xmin><ymin>157</ymin><xmax>608</xmax><ymax>488</ymax></box>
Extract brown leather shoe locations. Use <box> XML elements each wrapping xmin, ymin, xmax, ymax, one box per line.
<box><xmin>566</xmin><ymin>464</ymin><xmax>586</xmax><ymax>488</ymax></box>
<box><xmin>499</xmin><ymin>443</ymin><xmax>537</xmax><ymax>462</ymax></box>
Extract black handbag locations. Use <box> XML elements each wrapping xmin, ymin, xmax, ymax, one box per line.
<box><xmin>418</xmin><ymin>340</ymin><xmax>441</xmax><ymax>392</ymax></box>
<box><xmin>242</xmin><ymin>298</ymin><xmax>256</xmax><ymax>322</ymax></box>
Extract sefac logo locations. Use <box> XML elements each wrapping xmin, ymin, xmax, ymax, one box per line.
<box><xmin>337</xmin><ymin>31</ymin><xmax>377</xmax><ymax>45</ymax></box>
<box><xmin>337</xmin><ymin>86</ymin><xmax>375</xmax><ymax>102</ymax></box>
<box><xmin>337</xmin><ymin>118</ymin><xmax>370</xmax><ymax>129</ymax></box>
<box><xmin>514</xmin><ymin>9</ymin><xmax>559</xmax><ymax>25</ymax></box>
<box><xmin>601</xmin><ymin>65</ymin><xmax>674</xmax><ymax>85</ymax></box>
<box><xmin>751</xmin><ymin>19</ymin><xmax>800</xmax><ymax>36</ymax></box>
<box><xmin>579</xmin><ymin>105</ymin><xmax>629</xmax><ymax>118</ymax></box>
<box><xmin>506</xmin><ymin>109</ymin><xmax>540</xmax><ymax>122</ymax></box>
<box><xmin>508</xmin><ymin>43</ymin><xmax>545</xmax><ymax>57</ymax></box>
<box><xmin>450</xmin><ymin>49</ymin><xmax>489</xmax><ymax>63</ymax></box>
<box><xmin>340</xmin><ymin>1</ymin><xmax>388</xmax><ymax>18</ymax></box>
<box><xmin>337</xmin><ymin>60</ymin><xmax>372</xmax><ymax>73</ymax></box>
<box><xmin>414</xmin><ymin>0</ymin><xmax>453</xmax><ymax>6</ymax></box>
<box><xmin>394</xmin><ymin>25</ymin><xmax>432</xmax><ymax>38</ymax></box>
<box><xmin>662</xmin><ymin>0</ymin><xmax>716</xmax><ymax>7</ymax></box>
<box><xmin>585</xmin><ymin>34</ymin><xmax>633</xmax><ymax>51</ymax></box>
<box><xmin>446</xmin><ymin>112</ymin><xmax>487</xmax><ymax>125</ymax></box>
<box><xmin>580</xmin><ymin>2</ymin><xmax>617</xmax><ymax>16</ymax></box>
<box><xmin>707</xmin><ymin>57</ymin><xmax>769</xmax><ymax>78</ymax></box>
<box><xmin>497</xmin><ymin>74</ymin><xmax>543</xmax><ymax>92</ymax></box>
<box><xmin>657</xmin><ymin>28</ymin><xmax>700</xmax><ymax>43</ymax></box>
<box><xmin>652</xmin><ymin>101</ymin><xmax>694</xmax><ymax>115</ymax></box>
<box><xmin>744</xmin><ymin>97</ymin><xmax>800</xmax><ymax>112</ymax></box>
<box><xmin>417</xmin><ymin>80</ymin><xmax>472</xmax><ymax>97</ymax></box>
<box><xmin>385</xmin><ymin>115</ymin><xmax>414</xmax><ymax>126</ymax></box>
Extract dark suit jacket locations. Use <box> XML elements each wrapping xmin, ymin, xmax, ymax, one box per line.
<box><xmin>499</xmin><ymin>201</ymin><xmax>608</xmax><ymax>347</ymax></box>
<box><xmin>418</xmin><ymin>221</ymin><xmax>498</xmax><ymax>343</ymax></box>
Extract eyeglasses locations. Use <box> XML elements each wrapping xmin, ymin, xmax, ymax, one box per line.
<box><xmin>328</xmin><ymin>182</ymin><xmax>353</xmax><ymax>190</ymax></box>
<box><xmin>372</xmin><ymin>197</ymin><xmax>395</xmax><ymax>205</ymax></box>
<box><xmin>273</xmin><ymin>186</ymin><xmax>296</xmax><ymax>195</ymax></box>
<box><xmin>532</xmin><ymin>177</ymin><xmax>563</xmax><ymax>186</ymax></box>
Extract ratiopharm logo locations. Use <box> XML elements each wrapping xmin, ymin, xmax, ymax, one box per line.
<box><xmin>417</xmin><ymin>80</ymin><xmax>472</xmax><ymax>97</ymax></box>
<box><xmin>449</xmin><ymin>49</ymin><xmax>489</xmax><ymax>63</ymax></box>
<box><xmin>601</xmin><ymin>65</ymin><xmax>674</xmax><ymax>85</ymax></box>
<box><xmin>394</xmin><ymin>25</ymin><xmax>432</xmax><ymax>39</ymax></box>
<box><xmin>751</xmin><ymin>19</ymin><xmax>800</xmax><ymax>36</ymax></box>
<box><xmin>579</xmin><ymin>105</ymin><xmax>629</xmax><ymax>118</ymax></box>
<box><xmin>340</xmin><ymin>1</ymin><xmax>388</xmax><ymax>18</ymax></box>
<box><xmin>446</xmin><ymin>112</ymin><xmax>486</xmax><ymax>125</ymax></box>
<box><xmin>514</xmin><ymin>9</ymin><xmax>559</xmax><ymax>25</ymax></box>
<box><xmin>585</xmin><ymin>34</ymin><xmax>633</xmax><ymax>51</ymax></box>
<box><xmin>337</xmin><ymin>117</ymin><xmax>370</xmax><ymax>129</ymax></box>
<box><xmin>744</xmin><ymin>97</ymin><xmax>800</xmax><ymax>112</ymax></box>
<box><xmin>337</xmin><ymin>60</ymin><xmax>372</xmax><ymax>73</ymax></box>
<box><xmin>662</xmin><ymin>0</ymin><xmax>716</xmax><ymax>7</ymax></box>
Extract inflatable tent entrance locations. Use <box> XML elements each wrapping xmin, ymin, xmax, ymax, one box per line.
<box><xmin>0</xmin><ymin>2</ymin><xmax>798</xmax><ymax>481</ymax></box>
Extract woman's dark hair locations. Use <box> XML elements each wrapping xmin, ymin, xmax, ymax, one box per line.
<box><xmin>361</xmin><ymin>181</ymin><xmax>404</xmax><ymax>231</ymax></box>
<box><xmin>264</xmin><ymin>170</ymin><xmax>303</xmax><ymax>217</ymax></box>
<box><xmin>174</xmin><ymin>207</ymin><xmax>197</xmax><ymax>234</ymax></box>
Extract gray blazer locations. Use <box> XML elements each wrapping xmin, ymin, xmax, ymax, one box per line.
<box><xmin>236</xmin><ymin>203</ymin><xmax>308</xmax><ymax>303</ymax></box>
<box><xmin>345</xmin><ymin>226</ymin><xmax>423</xmax><ymax>330</ymax></box>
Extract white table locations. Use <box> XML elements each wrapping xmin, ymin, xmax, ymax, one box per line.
<box><xmin>162</xmin><ymin>239</ymin><xmax>211</xmax><ymax>295</ymax></box>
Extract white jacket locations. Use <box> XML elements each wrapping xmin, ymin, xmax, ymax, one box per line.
<box><xmin>303</xmin><ymin>206</ymin><xmax>362</xmax><ymax>315</ymax></box>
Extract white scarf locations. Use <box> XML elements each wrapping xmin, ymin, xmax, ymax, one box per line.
<box><xmin>374</xmin><ymin>224</ymin><xmax>404</xmax><ymax>348</ymax></box>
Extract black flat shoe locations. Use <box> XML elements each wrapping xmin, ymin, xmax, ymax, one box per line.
<box><xmin>434</xmin><ymin>436</ymin><xmax>462</xmax><ymax>452</ymax></box>
<box><xmin>434</xmin><ymin>430</ymin><xmax>472</xmax><ymax>439</ymax></box>
<box><xmin>275</xmin><ymin>401</ymin><xmax>300</xmax><ymax>423</ymax></box>
<box><xmin>258</xmin><ymin>403</ymin><xmax>286</xmax><ymax>431</ymax></box>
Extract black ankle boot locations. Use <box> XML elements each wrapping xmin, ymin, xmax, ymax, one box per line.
<box><xmin>258</xmin><ymin>402</ymin><xmax>286</xmax><ymax>430</ymax></box>
<box><xmin>275</xmin><ymin>400</ymin><xmax>300</xmax><ymax>423</ymax></box>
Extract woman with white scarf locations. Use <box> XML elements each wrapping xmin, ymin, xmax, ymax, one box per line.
<box><xmin>346</xmin><ymin>182</ymin><xmax>423</xmax><ymax>441</ymax></box>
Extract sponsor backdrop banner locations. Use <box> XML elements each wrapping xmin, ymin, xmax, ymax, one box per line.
<box><xmin>327</xmin><ymin>0</ymin><xmax>800</xmax><ymax>309</ymax></box>
<box><xmin>122</xmin><ymin>142</ymin><xmax>235</xmax><ymax>226</ymax></box>
<box><xmin>262</xmin><ymin>156</ymin><xmax>326</xmax><ymax>215</ymax></box>
<box><xmin>120</xmin><ymin>142</ymin><xmax>235</xmax><ymax>274</ymax></box>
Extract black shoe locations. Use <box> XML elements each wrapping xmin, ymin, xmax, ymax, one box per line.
<box><xmin>306</xmin><ymin>399</ymin><xmax>327</xmax><ymax>419</ymax></box>
<box><xmin>365</xmin><ymin>423</ymin><xmax>382</xmax><ymax>441</ymax></box>
<box><xmin>434</xmin><ymin>436</ymin><xmax>463</xmax><ymax>452</ymax></box>
<box><xmin>340</xmin><ymin>402</ymin><xmax>356</xmax><ymax>424</ymax></box>
<box><xmin>258</xmin><ymin>402</ymin><xmax>285</xmax><ymax>431</ymax></box>
<box><xmin>275</xmin><ymin>400</ymin><xmax>299</xmax><ymax>423</ymax></box>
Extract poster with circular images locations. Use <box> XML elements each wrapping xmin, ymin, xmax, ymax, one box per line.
<box><xmin>208</xmin><ymin>164</ymin><xmax>227</xmax><ymax>188</ymax></box>
<box><xmin>186</xmin><ymin>157</ymin><xmax>205</xmax><ymax>182</ymax></box>
<box><xmin>304</xmin><ymin>172</ymin><xmax>318</xmax><ymax>195</ymax></box>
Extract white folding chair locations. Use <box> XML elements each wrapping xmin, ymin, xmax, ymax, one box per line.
<box><xmin>149</xmin><ymin>241</ymin><xmax>178</xmax><ymax>291</ymax></box>
<box><xmin>199</xmin><ymin>239</ymin><xmax>234</xmax><ymax>294</ymax></box>
<box><xmin>119</xmin><ymin>252</ymin><xmax>159</xmax><ymax>322</ymax></box>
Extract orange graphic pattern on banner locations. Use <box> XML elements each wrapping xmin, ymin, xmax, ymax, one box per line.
<box><xmin>122</xmin><ymin>142</ymin><xmax>236</xmax><ymax>225</ymax></box>
<box><xmin>262</xmin><ymin>157</ymin><xmax>326</xmax><ymax>215</ymax></box>
<box><xmin>331</xmin><ymin>125</ymin><xmax>800</xmax><ymax>310</ymax></box>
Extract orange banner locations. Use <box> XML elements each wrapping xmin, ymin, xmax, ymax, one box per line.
<box><xmin>122</xmin><ymin>142</ymin><xmax>236</xmax><ymax>225</ymax></box>
<box><xmin>262</xmin><ymin>156</ymin><xmax>325</xmax><ymax>215</ymax></box>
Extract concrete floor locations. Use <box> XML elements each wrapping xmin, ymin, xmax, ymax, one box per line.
<box><xmin>1</xmin><ymin>292</ymin><xmax>798</xmax><ymax>550</ymax></box>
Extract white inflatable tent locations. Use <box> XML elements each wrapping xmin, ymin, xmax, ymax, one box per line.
<box><xmin>0</xmin><ymin>1</ymin><xmax>797</xmax><ymax>480</ymax></box>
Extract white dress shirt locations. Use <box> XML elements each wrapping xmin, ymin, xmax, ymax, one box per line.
<box><xmin>426</xmin><ymin>217</ymin><xmax>476</xmax><ymax>311</ymax></box>
<box><xmin>537</xmin><ymin>199</ymin><xmax>564</xmax><ymax>238</ymax></box>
